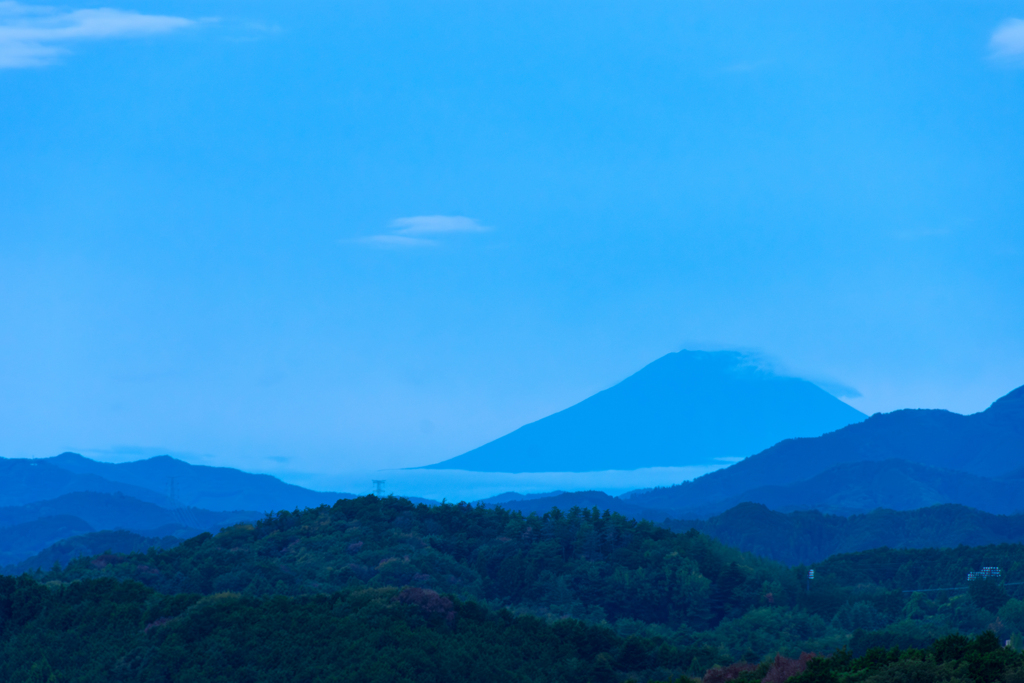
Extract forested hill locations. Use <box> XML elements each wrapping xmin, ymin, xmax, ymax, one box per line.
<box><xmin>48</xmin><ymin>495</ymin><xmax>790</xmax><ymax>630</ymax></box>
<box><xmin>667</xmin><ymin>503</ymin><xmax>1024</xmax><ymax>566</ymax></box>
<box><xmin>9</xmin><ymin>496</ymin><xmax>1024</xmax><ymax>680</ymax></box>
<box><xmin>40</xmin><ymin>497</ymin><xmax>1024</xmax><ymax>639</ymax></box>
<box><xmin>489</xmin><ymin>495</ymin><xmax>1024</xmax><ymax>566</ymax></box>
<box><xmin>0</xmin><ymin>577</ymin><xmax>728</xmax><ymax>683</ymax></box>
<box><xmin>5</xmin><ymin>577</ymin><xmax>1023</xmax><ymax>683</ymax></box>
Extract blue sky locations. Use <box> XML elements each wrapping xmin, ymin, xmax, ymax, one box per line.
<box><xmin>1</xmin><ymin>0</ymin><xmax>1022</xmax><ymax>485</ymax></box>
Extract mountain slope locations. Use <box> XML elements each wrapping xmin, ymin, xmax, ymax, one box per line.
<box><xmin>0</xmin><ymin>492</ymin><xmax>260</xmax><ymax>565</ymax></box>
<box><xmin>6</xmin><ymin>499</ymin><xmax>1024</xmax><ymax>681</ymax></box>
<box><xmin>628</xmin><ymin>384</ymin><xmax>1024</xmax><ymax>515</ymax></box>
<box><xmin>425</xmin><ymin>350</ymin><xmax>865</xmax><ymax>472</ymax></box>
<box><xmin>3</xmin><ymin>530</ymin><xmax>182</xmax><ymax>575</ymax></box>
<box><xmin>684</xmin><ymin>459</ymin><xmax>1024</xmax><ymax>517</ymax></box>
<box><xmin>0</xmin><ymin>458</ymin><xmax>176</xmax><ymax>508</ymax></box>
<box><xmin>0</xmin><ymin>516</ymin><xmax>95</xmax><ymax>566</ymax></box>
<box><xmin>0</xmin><ymin>491</ymin><xmax>259</xmax><ymax>533</ymax></box>
<box><xmin>667</xmin><ymin>503</ymin><xmax>1024</xmax><ymax>565</ymax></box>
<box><xmin>483</xmin><ymin>491</ymin><xmax>1024</xmax><ymax>566</ymax></box>
<box><xmin>41</xmin><ymin>452</ymin><xmax>355</xmax><ymax>512</ymax></box>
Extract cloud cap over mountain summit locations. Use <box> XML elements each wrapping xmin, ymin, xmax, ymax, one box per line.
<box><xmin>424</xmin><ymin>350</ymin><xmax>866</xmax><ymax>473</ymax></box>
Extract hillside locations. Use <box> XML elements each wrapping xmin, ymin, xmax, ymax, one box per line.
<box><xmin>628</xmin><ymin>384</ymin><xmax>1024</xmax><ymax>515</ymax></box>
<box><xmin>425</xmin><ymin>350</ymin><xmax>865</xmax><ymax>472</ymax></box>
<box><xmin>0</xmin><ymin>457</ymin><xmax>176</xmax><ymax>508</ymax></box>
<box><xmin>683</xmin><ymin>459</ymin><xmax>1024</xmax><ymax>517</ymax></box>
<box><xmin>47</xmin><ymin>495</ymin><xmax>790</xmax><ymax>630</ymax></box>
<box><xmin>0</xmin><ymin>492</ymin><xmax>259</xmax><ymax>565</ymax></box>
<box><xmin>0</xmin><ymin>516</ymin><xmax>94</xmax><ymax>567</ymax></box>
<box><xmin>3</xmin><ymin>574</ymin><xmax>1021</xmax><ymax>683</ymax></box>
<box><xmin>6</xmin><ymin>495</ymin><xmax>1024</xmax><ymax>680</ymax></box>
<box><xmin>37</xmin><ymin>497</ymin><xmax>1024</xmax><ymax>641</ymax></box>
<box><xmin>3</xmin><ymin>529</ymin><xmax>181</xmax><ymax>575</ymax></box>
<box><xmin>489</xmin><ymin>493</ymin><xmax>1024</xmax><ymax>566</ymax></box>
<box><xmin>669</xmin><ymin>503</ymin><xmax>1024</xmax><ymax>565</ymax></box>
<box><xmin>487</xmin><ymin>490</ymin><xmax>668</xmax><ymax>520</ymax></box>
<box><xmin>0</xmin><ymin>577</ymin><xmax>727</xmax><ymax>683</ymax></box>
<box><xmin>23</xmin><ymin>496</ymin><xmax>1024</xmax><ymax>576</ymax></box>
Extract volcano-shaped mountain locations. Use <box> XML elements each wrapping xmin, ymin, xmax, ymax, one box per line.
<box><xmin>424</xmin><ymin>350</ymin><xmax>865</xmax><ymax>472</ymax></box>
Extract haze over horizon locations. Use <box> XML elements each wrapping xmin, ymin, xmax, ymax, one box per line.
<box><xmin>1</xmin><ymin>0</ymin><xmax>1022</xmax><ymax>481</ymax></box>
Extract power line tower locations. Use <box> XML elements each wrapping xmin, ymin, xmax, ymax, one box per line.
<box><xmin>167</xmin><ymin>475</ymin><xmax>199</xmax><ymax>529</ymax></box>
<box><xmin>372</xmin><ymin>480</ymin><xmax>386</xmax><ymax>497</ymax></box>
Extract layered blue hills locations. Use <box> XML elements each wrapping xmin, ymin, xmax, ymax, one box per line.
<box><xmin>627</xmin><ymin>384</ymin><xmax>1024</xmax><ymax>516</ymax></box>
<box><xmin>0</xmin><ymin>453</ymin><xmax>356</xmax><ymax>568</ymax></box>
<box><xmin>424</xmin><ymin>350</ymin><xmax>866</xmax><ymax>472</ymax></box>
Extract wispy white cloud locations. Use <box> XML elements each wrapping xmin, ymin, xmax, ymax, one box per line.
<box><xmin>349</xmin><ymin>215</ymin><xmax>490</xmax><ymax>249</ymax></box>
<box><xmin>391</xmin><ymin>215</ymin><xmax>489</xmax><ymax>235</ymax></box>
<box><xmin>0</xmin><ymin>1</ymin><xmax>194</xmax><ymax>68</ymax></box>
<box><xmin>990</xmin><ymin>18</ymin><xmax>1024</xmax><ymax>65</ymax></box>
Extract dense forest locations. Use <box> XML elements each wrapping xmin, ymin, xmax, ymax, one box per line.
<box><xmin>5</xmin><ymin>496</ymin><xmax>1024</xmax><ymax>681</ymax></box>
<box><xmin>0</xmin><ymin>575</ymin><xmax>727</xmax><ymax>682</ymax></box>
<box><xmin>4</xmin><ymin>574</ymin><xmax>1023</xmax><ymax>683</ymax></box>
<box><xmin>704</xmin><ymin>632</ymin><xmax>1024</xmax><ymax>683</ymax></box>
<box><xmin>47</xmin><ymin>495</ymin><xmax>796</xmax><ymax>630</ymax></box>
<box><xmin>664</xmin><ymin>503</ymin><xmax>1024</xmax><ymax>566</ymax></box>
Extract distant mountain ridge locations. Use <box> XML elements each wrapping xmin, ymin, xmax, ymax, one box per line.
<box><xmin>0</xmin><ymin>491</ymin><xmax>258</xmax><ymax>534</ymax></box>
<box><xmin>38</xmin><ymin>452</ymin><xmax>354</xmax><ymax>512</ymax></box>
<box><xmin>687</xmin><ymin>459</ymin><xmax>1024</xmax><ymax>517</ymax></box>
<box><xmin>0</xmin><ymin>457</ymin><xmax>176</xmax><ymax>508</ymax></box>
<box><xmin>0</xmin><ymin>491</ymin><xmax>259</xmax><ymax>566</ymax></box>
<box><xmin>626</xmin><ymin>384</ymin><xmax>1024</xmax><ymax>516</ymax></box>
<box><xmin>0</xmin><ymin>452</ymin><xmax>356</xmax><ymax>567</ymax></box>
<box><xmin>425</xmin><ymin>350</ymin><xmax>866</xmax><ymax>472</ymax></box>
<box><xmin>3</xmin><ymin>530</ymin><xmax>183</xmax><ymax>575</ymax></box>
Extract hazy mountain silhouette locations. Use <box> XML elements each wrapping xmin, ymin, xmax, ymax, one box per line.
<box><xmin>627</xmin><ymin>384</ymin><xmax>1024</xmax><ymax>516</ymax></box>
<box><xmin>424</xmin><ymin>350</ymin><xmax>866</xmax><ymax>472</ymax></box>
<box><xmin>476</xmin><ymin>491</ymin><xmax>568</xmax><ymax>504</ymax></box>
<box><xmin>2</xmin><ymin>529</ymin><xmax>182</xmax><ymax>575</ymax></box>
<box><xmin>0</xmin><ymin>457</ymin><xmax>177</xmax><ymax>508</ymax></box>
<box><xmin>0</xmin><ymin>491</ymin><xmax>258</xmax><ymax>532</ymax></box>
<box><xmin>0</xmin><ymin>453</ymin><xmax>360</xmax><ymax>566</ymax></box>
<box><xmin>682</xmin><ymin>459</ymin><xmax>1024</xmax><ymax>517</ymax></box>
<box><xmin>32</xmin><ymin>452</ymin><xmax>355</xmax><ymax>512</ymax></box>
<box><xmin>0</xmin><ymin>491</ymin><xmax>259</xmax><ymax>566</ymax></box>
<box><xmin>0</xmin><ymin>516</ymin><xmax>95</xmax><ymax>567</ymax></box>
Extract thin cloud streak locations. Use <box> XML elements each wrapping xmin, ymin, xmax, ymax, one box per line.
<box><xmin>392</xmin><ymin>215</ymin><xmax>489</xmax><ymax>235</ymax></box>
<box><xmin>350</xmin><ymin>215</ymin><xmax>490</xmax><ymax>249</ymax></box>
<box><xmin>0</xmin><ymin>1</ymin><xmax>194</xmax><ymax>68</ymax></box>
<box><xmin>990</xmin><ymin>18</ymin><xmax>1024</xmax><ymax>65</ymax></box>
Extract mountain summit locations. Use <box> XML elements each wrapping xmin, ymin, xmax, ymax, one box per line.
<box><xmin>424</xmin><ymin>350</ymin><xmax>865</xmax><ymax>472</ymax></box>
